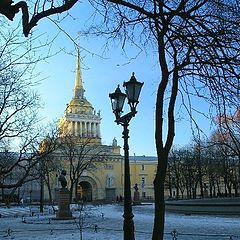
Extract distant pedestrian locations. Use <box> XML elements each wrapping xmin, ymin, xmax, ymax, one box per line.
<box><xmin>6</xmin><ymin>228</ymin><xmax>12</xmax><ymax>237</ymax></box>
<box><xmin>22</xmin><ymin>216</ymin><xmax>26</xmax><ymax>223</ymax></box>
<box><xmin>94</xmin><ymin>224</ymin><xmax>98</xmax><ymax>233</ymax></box>
<box><xmin>171</xmin><ymin>229</ymin><xmax>178</xmax><ymax>240</ymax></box>
<box><xmin>101</xmin><ymin>212</ymin><xmax>104</xmax><ymax>219</ymax></box>
<box><xmin>116</xmin><ymin>195</ymin><xmax>119</xmax><ymax>203</ymax></box>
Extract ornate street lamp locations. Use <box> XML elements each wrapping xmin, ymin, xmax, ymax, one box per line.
<box><xmin>109</xmin><ymin>72</ymin><xmax>143</xmax><ymax>240</ymax></box>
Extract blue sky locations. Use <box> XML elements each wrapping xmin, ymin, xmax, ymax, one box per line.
<box><xmin>31</xmin><ymin>1</ymin><xmax>214</xmax><ymax>156</ymax></box>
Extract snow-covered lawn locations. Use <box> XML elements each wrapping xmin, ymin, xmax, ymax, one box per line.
<box><xmin>0</xmin><ymin>203</ymin><xmax>239</xmax><ymax>239</ymax></box>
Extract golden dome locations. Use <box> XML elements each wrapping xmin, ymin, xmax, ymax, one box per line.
<box><xmin>68</xmin><ymin>97</ymin><xmax>93</xmax><ymax>115</ymax></box>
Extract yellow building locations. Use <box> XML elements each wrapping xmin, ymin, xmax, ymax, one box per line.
<box><xmin>50</xmin><ymin>47</ymin><xmax>157</xmax><ymax>203</ymax></box>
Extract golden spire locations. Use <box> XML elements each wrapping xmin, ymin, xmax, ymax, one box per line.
<box><xmin>74</xmin><ymin>33</ymin><xmax>84</xmax><ymax>99</ymax></box>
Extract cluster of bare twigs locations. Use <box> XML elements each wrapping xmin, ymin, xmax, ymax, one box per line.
<box><xmin>0</xmin><ymin>0</ymin><xmax>78</xmax><ymax>36</ymax></box>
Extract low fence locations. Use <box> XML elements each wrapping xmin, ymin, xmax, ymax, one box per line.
<box><xmin>166</xmin><ymin>229</ymin><xmax>240</xmax><ymax>240</ymax></box>
<box><xmin>1</xmin><ymin>226</ymin><xmax>239</xmax><ymax>240</ymax></box>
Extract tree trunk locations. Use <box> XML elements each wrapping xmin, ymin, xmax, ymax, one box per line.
<box><xmin>69</xmin><ymin>182</ymin><xmax>74</xmax><ymax>203</ymax></box>
<box><xmin>186</xmin><ymin>185</ymin><xmax>190</xmax><ymax>199</ymax></box>
<box><xmin>152</xmin><ymin>154</ymin><xmax>168</xmax><ymax>240</ymax></box>
<box><xmin>151</xmin><ymin>25</ymin><xmax>178</xmax><ymax>240</ymax></box>
<box><xmin>167</xmin><ymin>174</ymin><xmax>172</xmax><ymax>198</ymax></box>
<box><xmin>200</xmin><ymin>178</ymin><xmax>204</xmax><ymax>198</ymax></box>
<box><xmin>40</xmin><ymin>176</ymin><xmax>44</xmax><ymax>213</ymax></box>
<box><xmin>46</xmin><ymin>181</ymin><xmax>52</xmax><ymax>204</ymax></box>
<box><xmin>209</xmin><ymin>183</ymin><xmax>213</xmax><ymax>198</ymax></box>
<box><xmin>213</xmin><ymin>184</ymin><xmax>216</xmax><ymax>197</ymax></box>
<box><xmin>176</xmin><ymin>180</ymin><xmax>179</xmax><ymax>200</ymax></box>
<box><xmin>181</xmin><ymin>190</ymin><xmax>184</xmax><ymax>199</ymax></box>
<box><xmin>234</xmin><ymin>183</ymin><xmax>238</xmax><ymax>197</ymax></box>
<box><xmin>45</xmin><ymin>172</ymin><xmax>53</xmax><ymax>204</ymax></box>
<box><xmin>224</xmin><ymin>182</ymin><xmax>228</xmax><ymax>197</ymax></box>
<box><xmin>216</xmin><ymin>180</ymin><xmax>221</xmax><ymax>196</ymax></box>
<box><xmin>227</xmin><ymin>183</ymin><xmax>232</xmax><ymax>196</ymax></box>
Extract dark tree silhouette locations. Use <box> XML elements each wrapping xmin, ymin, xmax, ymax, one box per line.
<box><xmin>0</xmin><ymin>0</ymin><xmax>78</xmax><ymax>36</ymax></box>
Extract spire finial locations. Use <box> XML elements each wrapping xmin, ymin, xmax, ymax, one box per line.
<box><xmin>73</xmin><ymin>32</ymin><xmax>84</xmax><ymax>99</ymax></box>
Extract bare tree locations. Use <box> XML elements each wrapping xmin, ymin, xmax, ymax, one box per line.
<box><xmin>167</xmin><ymin>149</ymin><xmax>182</xmax><ymax>200</ymax></box>
<box><xmin>192</xmin><ymin>139</ymin><xmax>208</xmax><ymax>198</ymax></box>
<box><xmin>37</xmin><ymin>128</ymin><xmax>60</xmax><ymax>212</ymax></box>
<box><xmin>168</xmin><ymin>148</ymin><xmax>192</xmax><ymax>199</ymax></box>
<box><xmin>0</xmin><ymin>127</ymin><xmax>59</xmax><ymax>206</ymax></box>
<box><xmin>202</xmin><ymin>144</ymin><xmax>220</xmax><ymax>198</ymax></box>
<box><xmin>0</xmin><ymin>62</ymin><xmax>40</xmax><ymax>189</ymax></box>
<box><xmin>59</xmin><ymin>135</ymin><xmax>107</xmax><ymax>202</ymax></box>
<box><xmin>40</xmin><ymin>152</ymin><xmax>62</xmax><ymax>204</ymax></box>
<box><xmin>212</xmin><ymin>109</ymin><xmax>240</xmax><ymax>196</ymax></box>
<box><xmin>210</xmin><ymin>132</ymin><xmax>238</xmax><ymax>197</ymax></box>
<box><xmin>0</xmin><ymin>19</ymin><xmax>58</xmax><ymax>205</ymax></box>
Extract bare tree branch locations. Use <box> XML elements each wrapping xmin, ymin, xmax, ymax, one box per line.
<box><xmin>0</xmin><ymin>0</ymin><xmax>79</xmax><ymax>37</ymax></box>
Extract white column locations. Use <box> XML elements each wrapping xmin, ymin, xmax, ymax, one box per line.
<box><xmin>88</xmin><ymin>122</ymin><xmax>91</xmax><ymax>137</ymax></box>
<box><xmin>78</xmin><ymin>121</ymin><xmax>81</xmax><ymax>136</ymax></box>
<box><xmin>76</xmin><ymin>121</ymin><xmax>80</xmax><ymax>136</ymax></box>
<box><xmin>71</xmin><ymin>121</ymin><xmax>74</xmax><ymax>135</ymax></box>
<box><xmin>91</xmin><ymin>122</ymin><xmax>94</xmax><ymax>137</ymax></box>
<box><xmin>74</xmin><ymin>122</ymin><xmax>78</xmax><ymax>136</ymax></box>
<box><xmin>79</xmin><ymin>121</ymin><xmax>82</xmax><ymax>137</ymax></box>
<box><xmin>96</xmin><ymin>123</ymin><xmax>99</xmax><ymax>137</ymax></box>
<box><xmin>83</xmin><ymin>122</ymin><xmax>86</xmax><ymax>137</ymax></box>
<box><xmin>97</xmin><ymin>123</ymin><xmax>100</xmax><ymax>138</ymax></box>
<box><xmin>81</xmin><ymin>121</ymin><xmax>84</xmax><ymax>136</ymax></box>
<box><xmin>86</xmin><ymin>122</ymin><xmax>89</xmax><ymax>137</ymax></box>
<box><xmin>93</xmin><ymin>123</ymin><xmax>96</xmax><ymax>137</ymax></box>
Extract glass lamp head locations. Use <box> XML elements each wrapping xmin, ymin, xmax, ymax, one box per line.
<box><xmin>109</xmin><ymin>85</ymin><xmax>126</xmax><ymax>120</ymax></box>
<box><xmin>123</xmin><ymin>72</ymin><xmax>144</xmax><ymax>113</ymax></box>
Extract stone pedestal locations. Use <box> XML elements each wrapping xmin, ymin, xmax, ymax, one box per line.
<box><xmin>56</xmin><ymin>188</ymin><xmax>73</xmax><ymax>219</ymax></box>
<box><xmin>133</xmin><ymin>191</ymin><xmax>141</xmax><ymax>205</ymax></box>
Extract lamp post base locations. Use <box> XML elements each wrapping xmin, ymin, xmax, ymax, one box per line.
<box><xmin>123</xmin><ymin>213</ymin><xmax>135</xmax><ymax>240</ymax></box>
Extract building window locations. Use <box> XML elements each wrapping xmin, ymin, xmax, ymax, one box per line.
<box><xmin>141</xmin><ymin>177</ymin><xmax>145</xmax><ymax>188</ymax></box>
<box><xmin>141</xmin><ymin>164</ymin><xmax>145</xmax><ymax>171</ymax></box>
<box><xmin>107</xmin><ymin>177</ymin><xmax>111</xmax><ymax>188</ymax></box>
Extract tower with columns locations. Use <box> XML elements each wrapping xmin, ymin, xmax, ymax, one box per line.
<box><xmin>59</xmin><ymin>47</ymin><xmax>101</xmax><ymax>144</ymax></box>
<box><xmin>45</xmin><ymin>45</ymin><xmax>157</xmax><ymax>203</ymax></box>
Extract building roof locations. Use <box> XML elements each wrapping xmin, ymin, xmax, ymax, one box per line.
<box><xmin>129</xmin><ymin>155</ymin><xmax>157</xmax><ymax>161</ymax></box>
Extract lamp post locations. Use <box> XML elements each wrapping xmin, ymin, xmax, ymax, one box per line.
<box><xmin>109</xmin><ymin>72</ymin><xmax>143</xmax><ymax>240</ymax></box>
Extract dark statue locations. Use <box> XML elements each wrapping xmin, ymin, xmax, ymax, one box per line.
<box><xmin>58</xmin><ymin>170</ymin><xmax>67</xmax><ymax>188</ymax></box>
<box><xmin>134</xmin><ymin>183</ymin><xmax>138</xmax><ymax>192</ymax></box>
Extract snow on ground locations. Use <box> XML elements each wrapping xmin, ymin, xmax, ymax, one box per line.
<box><xmin>0</xmin><ymin>203</ymin><xmax>239</xmax><ymax>239</ymax></box>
